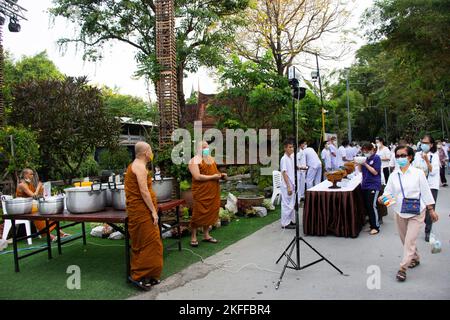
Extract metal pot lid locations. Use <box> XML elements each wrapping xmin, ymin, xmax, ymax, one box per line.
<box><xmin>112</xmin><ymin>184</ymin><xmax>125</xmax><ymax>190</ymax></box>
<box><xmin>64</xmin><ymin>186</ymin><xmax>104</xmax><ymax>192</ymax></box>
<box><xmin>39</xmin><ymin>196</ymin><xmax>65</xmax><ymax>202</ymax></box>
<box><xmin>6</xmin><ymin>197</ymin><xmax>33</xmax><ymax>203</ymax></box>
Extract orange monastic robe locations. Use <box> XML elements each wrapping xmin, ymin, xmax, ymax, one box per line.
<box><xmin>124</xmin><ymin>164</ymin><xmax>163</xmax><ymax>281</ymax></box>
<box><xmin>16</xmin><ymin>182</ymin><xmax>56</xmax><ymax>233</ymax></box>
<box><xmin>190</xmin><ymin>158</ymin><xmax>221</xmax><ymax>228</ymax></box>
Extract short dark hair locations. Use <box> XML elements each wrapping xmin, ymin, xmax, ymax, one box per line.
<box><xmin>395</xmin><ymin>145</ymin><xmax>415</xmax><ymax>163</ymax></box>
<box><xmin>422</xmin><ymin>134</ymin><xmax>436</xmax><ymax>153</ymax></box>
<box><xmin>342</xmin><ymin>140</ymin><xmax>349</xmax><ymax>147</ymax></box>
<box><xmin>376</xmin><ymin>137</ymin><xmax>385</xmax><ymax>144</ymax></box>
<box><xmin>283</xmin><ymin>138</ymin><xmax>294</xmax><ymax>147</ymax></box>
<box><xmin>361</xmin><ymin>141</ymin><xmax>374</xmax><ymax>151</ymax></box>
<box><xmin>298</xmin><ymin>139</ymin><xmax>307</xmax><ymax>146</ymax></box>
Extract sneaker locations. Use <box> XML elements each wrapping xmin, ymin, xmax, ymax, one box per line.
<box><xmin>281</xmin><ymin>224</ymin><xmax>296</xmax><ymax>229</ymax></box>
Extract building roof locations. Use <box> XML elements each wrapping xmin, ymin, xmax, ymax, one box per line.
<box><xmin>119</xmin><ymin>117</ymin><xmax>156</xmax><ymax>127</ymax></box>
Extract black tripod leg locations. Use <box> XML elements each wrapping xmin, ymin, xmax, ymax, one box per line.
<box><xmin>276</xmin><ymin>237</ymin><xmax>296</xmax><ymax>264</ymax></box>
<box><xmin>300</xmin><ymin>237</ymin><xmax>343</xmax><ymax>274</ymax></box>
<box><xmin>275</xmin><ymin>239</ymin><xmax>297</xmax><ymax>290</ymax></box>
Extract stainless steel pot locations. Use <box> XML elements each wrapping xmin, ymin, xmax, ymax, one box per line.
<box><xmin>64</xmin><ymin>183</ymin><xmax>106</xmax><ymax>213</ymax></box>
<box><xmin>4</xmin><ymin>197</ymin><xmax>33</xmax><ymax>215</ymax></box>
<box><xmin>38</xmin><ymin>196</ymin><xmax>65</xmax><ymax>215</ymax></box>
<box><xmin>111</xmin><ymin>185</ymin><xmax>126</xmax><ymax>210</ymax></box>
<box><xmin>152</xmin><ymin>177</ymin><xmax>174</xmax><ymax>203</ymax></box>
<box><xmin>102</xmin><ymin>183</ymin><xmax>113</xmax><ymax>207</ymax></box>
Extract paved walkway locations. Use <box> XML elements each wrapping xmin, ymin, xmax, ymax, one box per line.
<box><xmin>131</xmin><ymin>176</ymin><xmax>450</xmax><ymax>300</ymax></box>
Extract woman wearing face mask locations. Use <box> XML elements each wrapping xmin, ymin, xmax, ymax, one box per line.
<box><xmin>358</xmin><ymin>142</ymin><xmax>382</xmax><ymax>235</ymax></box>
<box><xmin>436</xmin><ymin>140</ymin><xmax>448</xmax><ymax>187</ymax></box>
<box><xmin>412</xmin><ymin>135</ymin><xmax>440</xmax><ymax>242</ymax></box>
<box><xmin>188</xmin><ymin>141</ymin><xmax>226</xmax><ymax>247</ymax></box>
<box><xmin>378</xmin><ymin>145</ymin><xmax>438</xmax><ymax>282</ymax></box>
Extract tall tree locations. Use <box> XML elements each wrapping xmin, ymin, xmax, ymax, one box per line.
<box><xmin>231</xmin><ymin>0</ymin><xmax>351</xmax><ymax>75</ymax></box>
<box><xmin>50</xmin><ymin>0</ymin><xmax>249</xmax><ymax>119</ymax></box>
<box><xmin>9</xmin><ymin>77</ymin><xmax>120</xmax><ymax>182</ymax></box>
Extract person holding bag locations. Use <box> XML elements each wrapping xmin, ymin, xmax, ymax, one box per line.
<box><xmin>378</xmin><ymin>145</ymin><xmax>439</xmax><ymax>282</ymax></box>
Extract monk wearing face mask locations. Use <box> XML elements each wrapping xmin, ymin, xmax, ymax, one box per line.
<box><xmin>188</xmin><ymin>141</ymin><xmax>226</xmax><ymax>247</ymax></box>
<box><xmin>16</xmin><ymin>168</ymin><xmax>69</xmax><ymax>241</ymax></box>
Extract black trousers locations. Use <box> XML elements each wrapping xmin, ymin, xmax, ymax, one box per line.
<box><xmin>440</xmin><ymin>166</ymin><xmax>447</xmax><ymax>184</ymax></box>
<box><xmin>383</xmin><ymin>167</ymin><xmax>390</xmax><ymax>183</ymax></box>
<box><xmin>425</xmin><ymin>189</ymin><xmax>438</xmax><ymax>235</ymax></box>
<box><xmin>362</xmin><ymin>189</ymin><xmax>380</xmax><ymax>230</ymax></box>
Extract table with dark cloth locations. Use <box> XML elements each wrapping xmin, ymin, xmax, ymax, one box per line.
<box><xmin>303</xmin><ymin>174</ymin><xmax>367</xmax><ymax>238</ymax></box>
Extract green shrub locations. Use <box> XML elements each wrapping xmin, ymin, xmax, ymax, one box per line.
<box><xmin>98</xmin><ymin>147</ymin><xmax>131</xmax><ymax>171</ymax></box>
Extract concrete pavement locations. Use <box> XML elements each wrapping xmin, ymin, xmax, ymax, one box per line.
<box><xmin>131</xmin><ymin>176</ymin><xmax>450</xmax><ymax>300</ymax></box>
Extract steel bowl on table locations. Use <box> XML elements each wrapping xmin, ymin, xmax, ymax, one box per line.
<box><xmin>4</xmin><ymin>197</ymin><xmax>33</xmax><ymax>215</ymax></box>
<box><xmin>102</xmin><ymin>183</ymin><xmax>113</xmax><ymax>207</ymax></box>
<box><xmin>38</xmin><ymin>196</ymin><xmax>65</xmax><ymax>215</ymax></box>
<box><xmin>64</xmin><ymin>182</ymin><xmax>106</xmax><ymax>214</ymax></box>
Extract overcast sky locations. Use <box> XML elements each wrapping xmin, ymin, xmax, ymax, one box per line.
<box><xmin>4</xmin><ymin>0</ymin><xmax>374</xmax><ymax>101</ymax></box>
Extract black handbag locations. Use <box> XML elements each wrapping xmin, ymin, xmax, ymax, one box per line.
<box><xmin>398</xmin><ymin>173</ymin><xmax>421</xmax><ymax>215</ymax></box>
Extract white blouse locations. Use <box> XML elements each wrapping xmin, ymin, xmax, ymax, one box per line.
<box><xmin>383</xmin><ymin>165</ymin><xmax>435</xmax><ymax>219</ymax></box>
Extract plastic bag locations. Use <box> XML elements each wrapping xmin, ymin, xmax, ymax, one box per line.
<box><xmin>253</xmin><ymin>206</ymin><xmax>267</xmax><ymax>217</ymax></box>
<box><xmin>225</xmin><ymin>193</ymin><xmax>238</xmax><ymax>214</ymax></box>
<box><xmin>90</xmin><ymin>226</ymin><xmax>105</xmax><ymax>238</ymax></box>
<box><xmin>429</xmin><ymin>233</ymin><xmax>442</xmax><ymax>254</ymax></box>
<box><xmin>108</xmin><ymin>231</ymin><xmax>124</xmax><ymax>240</ymax></box>
<box><xmin>0</xmin><ymin>239</ymin><xmax>7</xmax><ymax>251</ymax></box>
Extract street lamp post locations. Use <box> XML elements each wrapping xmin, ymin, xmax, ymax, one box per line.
<box><xmin>345</xmin><ymin>69</ymin><xmax>351</xmax><ymax>142</ymax></box>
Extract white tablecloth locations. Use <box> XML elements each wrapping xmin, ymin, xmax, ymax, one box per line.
<box><xmin>308</xmin><ymin>173</ymin><xmax>362</xmax><ymax>192</ymax></box>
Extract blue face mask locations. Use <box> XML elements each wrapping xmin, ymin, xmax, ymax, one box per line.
<box><xmin>202</xmin><ymin>148</ymin><xmax>210</xmax><ymax>156</ymax></box>
<box><xmin>421</xmin><ymin>143</ymin><xmax>430</xmax><ymax>153</ymax></box>
<box><xmin>397</xmin><ymin>158</ymin><xmax>409</xmax><ymax>168</ymax></box>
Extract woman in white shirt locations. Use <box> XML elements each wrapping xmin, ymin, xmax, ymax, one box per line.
<box><xmin>412</xmin><ymin>135</ymin><xmax>440</xmax><ymax>242</ymax></box>
<box><xmin>321</xmin><ymin>141</ymin><xmax>332</xmax><ymax>172</ymax></box>
<box><xmin>379</xmin><ymin>145</ymin><xmax>439</xmax><ymax>282</ymax></box>
<box><xmin>376</xmin><ymin>137</ymin><xmax>391</xmax><ymax>184</ymax></box>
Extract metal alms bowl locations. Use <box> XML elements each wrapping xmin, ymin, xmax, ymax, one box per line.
<box><xmin>38</xmin><ymin>196</ymin><xmax>65</xmax><ymax>215</ymax></box>
<box><xmin>4</xmin><ymin>197</ymin><xmax>33</xmax><ymax>215</ymax></box>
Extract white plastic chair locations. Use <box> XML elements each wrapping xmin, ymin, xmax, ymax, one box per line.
<box><xmin>1</xmin><ymin>195</ymin><xmax>33</xmax><ymax>245</ymax></box>
<box><xmin>271</xmin><ymin>170</ymin><xmax>282</xmax><ymax>206</ymax></box>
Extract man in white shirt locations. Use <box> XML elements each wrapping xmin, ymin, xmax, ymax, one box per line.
<box><xmin>328</xmin><ymin>136</ymin><xmax>339</xmax><ymax>170</ymax></box>
<box><xmin>296</xmin><ymin>146</ymin><xmax>308</xmax><ymax>201</ymax></box>
<box><xmin>280</xmin><ymin>139</ymin><xmax>296</xmax><ymax>229</ymax></box>
<box><xmin>412</xmin><ymin>135</ymin><xmax>440</xmax><ymax>241</ymax></box>
<box><xmin>338</xmin><ymin>140</ymin><xmax>349</xmax><ymax>165</ymax></box>
<box><xmin>321</xmin><ymin>142</ymin><xmax>332</xmax><ymax>172</ymax></box>
<box><xmin>344</xmin><ymin>140</ymin><xmax>355</xmax><ymax>161</ymax></box>
<box><xmin>299</xmin><ymin>140</ymin><xmax>323</xmax><ymax>189</ymax></box>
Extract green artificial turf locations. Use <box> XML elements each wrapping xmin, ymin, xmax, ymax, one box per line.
<box><xmin>0</xmin><ymin>207</ymin><xmax>280</xmax><ymax>300</ymax></box>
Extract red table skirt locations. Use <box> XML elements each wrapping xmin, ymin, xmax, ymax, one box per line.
<box><xmin>303</xmin><ymin>186</ymin><xmax>367</xmax><ymax>238</ymax></box>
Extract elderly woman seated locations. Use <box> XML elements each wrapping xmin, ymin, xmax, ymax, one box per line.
<box><xmin>16</xmin><ymin>168</ymin><xmax>70</xmax><ymax>241</ymax></box>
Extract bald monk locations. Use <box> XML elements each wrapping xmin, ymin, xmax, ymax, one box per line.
<box><xmin>124</xmin><ymin>141</ymin><xmax>162</xmax><ymax>291</ymax></box>
<box><xmin>16</xmin><ymin>168</ymin><xmax>69</xmax><ymax>241</ymax></box>
<box><xmin>188</xmin><ymin>141</ymin><xmax>227</xmax><ymax>247</ymax></box>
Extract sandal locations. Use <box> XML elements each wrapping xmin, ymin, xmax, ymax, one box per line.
<box><xmin>396</xmin><ymin>269</ymin><xmax>407</xmax><ymax>282</ymax></box>
<box><xmin>202</xmin><ymin>237</ymin><xmax>218</xmax><ymax>243</ymax></box>
<box><xmin>190</xmin><ymin>240</ymin><xmax>199</xmax><ymax>247</ymax></box>
<box><xmin>369</xmin><ymin>229</ymin><xmax>379</xmax><ymax>235</ymax></box>
<box><xmin>409</xmin><ymin>259</ymin><xmax>420</xmax><ymax>269</ymax></box>
<box><xmin>149</xmin><ymin>278</ymin><xmax>161</xmax><ymax>286</ymax></box>
<box><xmin>128</xmin><ymin>276</ymin><xmax>152</xmax><ymax>291</ymax></box>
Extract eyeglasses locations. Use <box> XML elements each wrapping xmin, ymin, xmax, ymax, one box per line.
<box><xmin>395</xmin><ymin>154</ymin><xmax>408</xmax><ymax>158</ymax></box>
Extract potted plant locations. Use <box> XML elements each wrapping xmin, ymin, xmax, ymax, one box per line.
<box><xmin>180</xmin><ymin>179</ymin><xmax>193</xmax><ymax>209</ymax></box>
<box><xmin>219</xmin><ymin>208</ymin><xmax>231</xmax><ymax>226</ymax></box>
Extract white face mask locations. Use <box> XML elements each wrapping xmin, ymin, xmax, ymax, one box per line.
<box><xmin>24</xmin><ymin>178</ymin><xmax>32</xmax><ymax>183</ymax></box>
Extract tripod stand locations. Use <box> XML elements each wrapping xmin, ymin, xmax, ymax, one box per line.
<box><xmin>275</xmin><ymin>82</ymin><xmax>344</xmax><ymax>290</ymax></box>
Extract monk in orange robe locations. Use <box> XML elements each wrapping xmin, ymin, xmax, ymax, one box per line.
<box><xmin>188</xmin><ymin>141</ymin><xmax>227</xmax><ymax>247</ymax></box>
<box><xmin>16</xmin><ymin>168</ymin><xmax>69</xmax><ymax>241</ymax></box>
<box><xmin>124</xmin><ymin>141</ymin><xmax>162</xmax><ymax>291</ymax></box>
